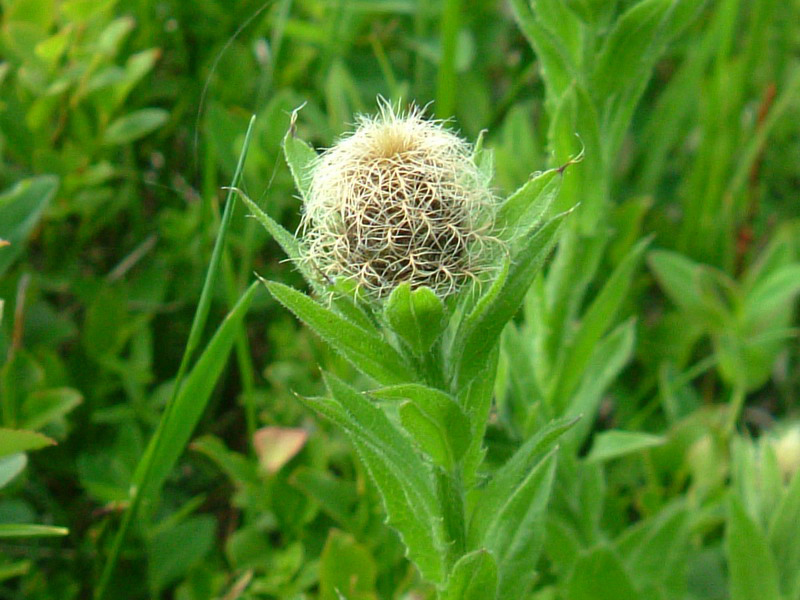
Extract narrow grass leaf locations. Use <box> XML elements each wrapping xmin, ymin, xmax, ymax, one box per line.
<box><xmin>265</xmin><ymin>281</ymin><xmax>413</xmax><ymax>384</ymax></box>
<box><xmin>0</xmin><ymin>524</ymin><xmax>68</xmax><ymax>538</ymax></box>
<box><xmin>97</xmin><ymin>116</ymin><xmax>257</xmax><ymax>600</ymax></box>
<box><xmin>142</xmin><ymin>282</ymin><xmax>259</xmax><ymax>497</ymax></box>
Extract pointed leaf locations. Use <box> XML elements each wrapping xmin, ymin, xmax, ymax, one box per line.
<box><xmin>372</xmin><ymin>384</ymin><xmax>471</xmax><ymax>468</ymax></box>
<box><xmin>553</xmin><ymin>237</ymin><xmax>649</xmax><ymax>404</ymax></box>
<box><xmin>142</xmin><ymin>282</ymin><xmax>259</xmax><ymax>498</ymax></box>
<box><xmin>727</xmin><ymin>496</ymin><xmax>781</xmax><ymax>600</ymax></box>
<box><xmin>454</xmin><ymin>210</ymin><xmax>570</xmax><ymax>388</ymax></box>
<box><xmin>562</xmin><ymin>319</ymin><xmax>636</xmax><ymax>445</ymax></box>
<box><xmin>103</xmin><ymin>108</ymin><xmax>168</xmax><ymax>146</ymax></box>
<box><xmin>0</xmin><ymin>453</ymin><xmax>27</xmax><ymax>489</ymax></box>
<box><xmin>0</xmin><ymin>428</ymin><xmax>55</xmax><ymax>458</ymax></box>
<box><xmin>265</xmin><ymin>281</ymin><xmax>413</xmax><ymax>384</ymax></box>
<box><xmin>0</xmin><ymin>175</ymin><xmax>57</xmax><ymax>278</ymax></box>
<box><xmin>567</xmin><ymin>546</ymin><xmax>639</xmax><ymax>600</ymax></box>
<box><xmin>767</xmin><ymin>470</ymin><xmax>800</xmax><ymax>597</ymax></box>
<box><xmin>441</xmin><ymin>549</ymin><xmax>498</xmax><ymax>600</ymax></box>
<box><xmin>283</xmin><ymin>125</ymin><xmax>317</xmax><ymax>200</ymax></box>
<box><xmin>586</xmin><ymin>430</ymin><xmax>664</xmax><ymax>464</ymax></box>
<box><xmin>484</xmin><ymin>450</ymin><xmax>558</xmax><ymax>599</ymax></box>
<box><xmin>496</xmin><ymin>168</ymin><xmax>562</xmax><ymax>246</ymax></box>
<box><xmin>319</xmin><ymin>530</ymin><xmax>377</xmax><ymax>600</ymax></box>
<box><xmin>303</xmin><ymin>374</ymin><xmax>448</xmax><ymax>583</ymax></box>
<box><xmin>509</xmin><ymin>0</ymin><xmax>577</xmax><ymax>102</ymax></box>
<box><xmin>0</xmin><ymin>524</ymin><xmax>68</xmax><ymax>538</ymax></box>
<box><xmin>469</xmin><ymin>416</ymin><xmax>576</xmax><ymax>544</ymax></box>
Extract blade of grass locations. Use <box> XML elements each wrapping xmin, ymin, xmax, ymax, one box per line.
<box><xmin>95</xmin><ymin>115</ymin><xmax>257</xmax><ymax>600</ymax></box>
<box><xmin>435</xmin><ymin>0</ymin><xmax>461</xmax><ymax>118</ymax></box>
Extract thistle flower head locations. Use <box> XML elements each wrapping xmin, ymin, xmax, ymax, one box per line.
<box><xmin>300</xmin><ymin>102</ymin><xmax>496</xmax><ymax>299</ymax></box>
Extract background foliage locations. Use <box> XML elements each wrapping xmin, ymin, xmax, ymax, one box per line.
<box><xmin>1</xmin><ymin>0</ymin><xmax>799</xmax><ymax>598</ymax></box>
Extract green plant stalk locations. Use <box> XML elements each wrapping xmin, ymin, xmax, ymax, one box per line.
<box><xmin>94</xmin><ymin>115</ymin><xmax>257</xmax><ymax>600</ymax></box>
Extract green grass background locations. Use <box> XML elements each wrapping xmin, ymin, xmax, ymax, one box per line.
<box><xmin>0</xmin><ymin>0</ymin><xmax>799</xmax><ymax>598</ymax></box>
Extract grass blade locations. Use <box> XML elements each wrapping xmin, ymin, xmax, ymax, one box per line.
<box><xmin>95</xmin><ymin>116</ymin><xmax>258</xmax><ymax>600</ymax></box>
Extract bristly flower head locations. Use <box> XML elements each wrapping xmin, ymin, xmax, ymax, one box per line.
<box><xmin>300</xmin><ymin>100</ymin><xmax>497</xmax><ymax>299</ymax></box>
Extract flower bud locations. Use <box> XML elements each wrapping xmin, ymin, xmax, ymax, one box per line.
<box><xmin>301</xmin><ymin>102</ymin><xmax>496</xmax><ymax>299</ymax></box>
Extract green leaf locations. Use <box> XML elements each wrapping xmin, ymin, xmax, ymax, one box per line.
<box><xmin>745</xmin><ymin>264</ymin><xmax>800</xmax><ymax>323</ymax></box>
<box><xmin>727</xmin><ymin>496</ymin><xmax>781</xmax><ymax>600</ymax></box>
<box><xmin>552</xmin><ymin>237</ymin><xmax>649</xmax><ymax>405</ymax></box>
<box><xmin>615</xmin><ymin>503</ymin><xmax>690</xmax><ymax>593</ymax></box>
<box><xmin>103</xmin><ymin>108</ymin><xmax>168</xmax><ymax>146</ymax></box>
<box><xmin>648</xmin><ymin>249</ymin><xmax>729</xmax><ymax>329</ymax></box>
<box><xmin>371</xmin><ymin>384</ymin><xmax>471</xmax><ymax>468</ymax></box>
<box><xmin>441</xmin><ymin>549</ymin><xmax>498</xmax><ymax>600</ymax></box>
<box><xmin>469</xmin><ymin>417</ymin><xmax>575</xmax><ymax>545</ymax></box>
<box><xmin>283</xmin><ymin>120</ymin><xmax>318</xmax><ymax>200</ymax></box>
<box><xmin>0</xmin><ymin>524</ymin><xmax>68</xmax><ymax>538</ymax></box>
<box><xmin>592</xmin><ymin>0</ymin><xmax>673</xmax><ymax>101</ymax></box>
<box><xmin>97</xmin><ymin>116</ymin><xmax>257</xmax><ymax>600</ymax></box>
<box><xmin>0</xmin><ymin>428</ymin><xmax>55</xmax><ymax>458</ymax></box>
<box><xmin>239</xmin><ymin>190</ymin><xmax>376</xmax><ymax>330</ymax></box>
<box><xmin>466</xmin><ymin>417</ymin><xmax>569</xmax><ymax>596</ymax></box>
<box><xmin>291</xmin><ymin>467</ymin><xmax>358</xmax><ymax>530</ymax></box>
<box><xmin>768</xmin><ymin>470</ymin><xmax>800</xmax><ymax>597</ymax></box>
<box><xmin>586</xmin><ymin>430</ymin><xmax>664</xmax><ymax>463</ymax></box>
<box><xmin>0</xmin><ymin>453</ymin><xmax>27</xmax><ymax>489</ymax></box>
<box><xmin>141</xmin><ymin>282</ymin><xmax>259</xmax><ymax>498</ymax></box>
<box><xmin>147</xmin><ymin>515</ymin><xmax>216</xmax><ymax>593</ymax></box>
<box><xmin>0</xmin><ymin>175</ymin><xmax>58</xmax><ymax>278</ymax></box>
<box><xmin>319</xmin><ymin>530</ymin><xmax>377</xmax><ymax>600</ymax></box>
<box><xmin>20</xmin><ymin>387</ymin><xmax>82</xmax><ymax>430</ymax></box>
<box><xmin>384</xmin><ymin>284</ymin><xmax>447</xmax><ymax>355</ymax></box>
<box><xmin>496</xmin><ymin>168</ymin><xmax>562</xmax><ymax>247</ymax></box>
<box><xmin>238</xmin><ymin>191</ymin><xmax>303</xmax><ymax>268</ymax></box>
<box><xmin>566</xmin><ymin>546</ymin><xmax>639</xmax><ymax>600</ymax></box>
<box><xmin>509</xmin><ymin>0</ymin><xmax>577</xmax><ymax>103</ymax></box>
<box><xmin>481</xmin><ymin>449</ymin><xmax>558</xmax><ymax>599</ymax></box>
<box><xmin>560</xmin><ymin>319</ymin><xmax>636</xmax><ymax>445</ymax></box>
<box><xmin>453</xmin><ymin>209</ymin><xmax>570</xmax><ymax>388</ymax></box>
<box><xmin>305</xmin><ymin>373</ymin><xmax>447</xmax><ymax>583</ymax></box>
<box><xmin>265</xmin><ymin>281</ymin><xmax>414</xmax><ymax>385</ymax></box>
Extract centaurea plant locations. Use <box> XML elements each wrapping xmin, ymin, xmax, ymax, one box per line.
<box><xmin>241</xmin><ymin>101</ymin><xmax>577</xmax><ymax>599</ymax></box>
